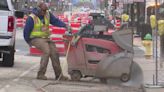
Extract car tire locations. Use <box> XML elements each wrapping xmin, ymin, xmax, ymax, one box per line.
<box><xmin>120</xmin><ymin>73</ymin><xmax>130</xmax><ymax>82</ymax></box>
<box><xmin>2</xmin><ymin>46</ymin><xmax>15</xmax><ymax>67</ymax></box>
<box><xmin>70</xmin><ymin>70</ymin><xmax>82</xmax><ymax>81</ymax></box>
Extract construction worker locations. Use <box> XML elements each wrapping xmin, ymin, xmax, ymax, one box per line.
<box><xmin>23</xmin><ymin>2</ymin><xmax>70</xmax><ymax>80</ymax></box>
<box><xmin>121</xmin><ymin>13</ymin><xmax>129</xmax><ymax>29</ymax></box>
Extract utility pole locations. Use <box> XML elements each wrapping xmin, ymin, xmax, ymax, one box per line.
<box><xmin>14</xmin><ymin>0</ymin><xmax>19</xmax><ymax>10</ymax></box>
<box><xmin>154</xmin><ymin>0</ymin><xmax>159</xmax><ymax>85</ymax></box>
<box><xmin>160</xmin><ymin>1</ymin><xmax>164</xmax><ymax>67</ymax></box>
<box><xmin>104</xmin><ymin>0</ymin><xmax>109</xmax><ymax>16</ymax></box>
<box><xmin>113</xmin><ymin>0</ymin><xmax>117</xmax><ymax>9</ymax></box>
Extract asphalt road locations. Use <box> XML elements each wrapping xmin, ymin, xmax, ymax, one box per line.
<box><xmin>15</xmin><ymin>28</ymin><xmax>29</xmax><ymax>55</ymax></box>
<box><xmin>0</xmin><ymin>28</ymin><xmax>156</xmax><ymax>92</ymax></box>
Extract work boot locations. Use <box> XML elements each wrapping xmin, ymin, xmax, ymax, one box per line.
<box><xmin>37</xmin><ymin>75</ymin><xmax>47</xmax><ymax>80</ymax></box>
<box><xmin>60</xmin><ymin>76</ymin><xmax>69</xmax><ymax>81</ymax></box>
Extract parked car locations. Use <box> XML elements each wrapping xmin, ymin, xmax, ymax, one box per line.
<box><xmin>0</xmin><ymin>0</ymin><xmax>24</xmax><ymax>67</ymax></box>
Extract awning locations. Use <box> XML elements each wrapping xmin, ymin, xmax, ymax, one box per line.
<box><xmin>133</xmin><ymin>0</ymin><xmax>145</xmax><ymax>2</ymax></box>
<box><xmin>116</xmin><ymin>0</ymin><xmax>145</xmax><ymax>4</ymax></box>
<box><xmin>116</xmin><ymin>0</ymin><xmax>133</xmax><ymax>4</ymax></box>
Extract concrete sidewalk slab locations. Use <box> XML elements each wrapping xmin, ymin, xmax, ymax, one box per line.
<box><xmin>133</xmin><ymin>37</ymin><xmax>164</xmax><ymax>92</ymax></box>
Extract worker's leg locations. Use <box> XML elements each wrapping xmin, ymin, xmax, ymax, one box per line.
<box><xmin>48</xmin><ymin>41</ymin><xmax>61</xmax><ymax>78</ymax></box>
<box><xmin>48</xmin><ymin>41</ymin><xmax>67</xmax><ymax>80</ymax></box>
<box><xmin>30</xmin><ymin>38</ymin><xmax>50</xmax><ymax>80</ymax></box>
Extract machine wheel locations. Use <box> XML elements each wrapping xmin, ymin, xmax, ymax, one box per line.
<box><xmin>120</xmin><ymin>73</ymin><xmax>130</xmax><ymax>82</ymax></box>
<box><xmin>100</xmin><ymin>78</ymin><xmax>107</xmax><ymax>84</ymax></box>
<box><xmin>2</xmin><ymin>46</ymin><xmax>15</xmax><ymax>67</ymax></box>
<box><xmin>70</xmin><ymin>70</ymin><xmax>82</xmax><ymax>81</ymax></box>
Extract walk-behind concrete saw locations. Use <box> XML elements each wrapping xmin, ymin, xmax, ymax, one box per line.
<box><xmin>63</xmin><ymin>26</ymin><xmax>144</xmax><ymax>88</ymax></box>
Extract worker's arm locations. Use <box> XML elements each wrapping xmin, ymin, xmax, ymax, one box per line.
<box><xmin>49</xmin><ymin>13</ymin><xmax>67</xmax><ymax>27</ymax></box>
<box><xmin>49</xmin><ymin>12</ymin><xmax>71</xmax><ymax>32</ymax></box>
<box><xmin>71</xmin><ymin>24</ymin><xmax>88</xmax><ymax>46</ymax></box>
<box><xmin>23</xmin><ymin>16</ymin><xmax>34</xmax><ymax>44</ymax></box>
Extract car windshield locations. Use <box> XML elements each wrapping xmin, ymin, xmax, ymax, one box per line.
<box><xmin>0</xmin><ymin>0</ymin><xmax>8</xmax><ymax>10</ymax></box>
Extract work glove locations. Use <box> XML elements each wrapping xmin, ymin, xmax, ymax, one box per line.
<box><xmin>65</xmin><ymin>25</ymin><xmax>72</xmax><ymax>36</ymax></box>
<box><xmin>65</xmin><ymin>31</ymin><xmax>72</xmax><ymax>36</ymax></box>
<box><xmin>71</xmin><ymin>35</ymin><xmax>80</xmax><ymax>47</ymax></box>
<box><xmin>66</xmin><ymin>25</ymin><xmax>72</xmax><ymax>33</ymax></box>
<box><xmin>71</xmin><ymin>39</ymin><xmax>78</xmax><ymax>47</ymax></box>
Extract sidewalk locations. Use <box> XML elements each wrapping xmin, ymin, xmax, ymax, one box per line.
<box><xmin>133</xmin><ymin>37</ymin><xmax>164</xmax><ymax>92</ymax></box>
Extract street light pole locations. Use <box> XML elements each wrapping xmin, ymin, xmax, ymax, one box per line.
<box><xmin>144</xmin><ymin>0</ymin><xmax>164</xmax><ymax>88</ymax></box>
<box><xmin>154</xmin><ymin>0</ymin><xmax>158</xmax><ymax>85</ymax></box>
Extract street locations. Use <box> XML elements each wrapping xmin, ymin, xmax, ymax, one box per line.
<box><xmin>0</xmin><ymin>28</ymin><xmax>164</xmax><ymax>92</ymax></box>
<box><xmin>0</xmin><ymin>0</ymin><xmax>163</xmax><ymax>91</ymax></box>
<box><xmin>0</xmin><ymin>29</ymin><xmax>146</xmax><ymax>92</ymax></box>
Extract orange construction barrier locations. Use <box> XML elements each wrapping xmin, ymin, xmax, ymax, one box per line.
<box><xmin>16</xmin><ymin>18</ymin><xmax>24</xmax><ymax>28</ymax></box>
<box><xmin>29</xmin><ymin>26</ymin><xmax>66</xmax><ymax>56</ymax></box>
<box><xmin>50</xmin><ymin>26</ymin><xmax>66</xmax><ymax>55</ymax></box>
<box><xmin>115</xmin><ymin>19</ymin><xmax>121</xmax><ymax>30</ymax></box>
<box><xmin>70</xmin><ymin>22</ymin><xmax>81</xmax><ymax>33</ymax></box>
<box><xmin>30</xmin><ymin>46</ymin><xmax>42</xmax><ymax>55</ymax></box>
